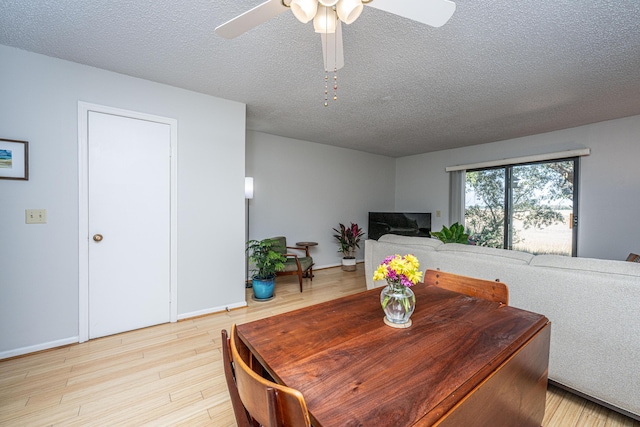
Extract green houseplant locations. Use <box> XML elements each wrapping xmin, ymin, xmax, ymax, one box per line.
<box><xmin>246</xmin><ymin>238</ymin><xmax>286</xmax><ymax>299</ymax></box>
<box><xmin>430</xmin><ymin>222</ymin><xmax>470</xmax><ymax>244</ymax></box>
<box><xmin>333</xmin><ymin>223</ymin><xmax>365</xmax><ymax>271</ymax></box>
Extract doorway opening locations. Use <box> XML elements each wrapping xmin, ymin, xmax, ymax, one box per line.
<box><xmin>77</xmin><ymin>102</ymin><xmax>178</xmax><ymax>342</ymax></box>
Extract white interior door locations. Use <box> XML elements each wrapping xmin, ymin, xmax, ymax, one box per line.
<box><xmin>87</xmin><ymin>111</ymin><xmax>171</xmax><ymax>339</ymax></box>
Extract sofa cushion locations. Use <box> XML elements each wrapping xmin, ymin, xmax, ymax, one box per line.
<box><xmin>436</xmin><ymin>243</ymin><xmax>534</xmax><ymax>265</ymax></box>
<box><xmin>283</xmin><ymin>256</ymin><xmax>313</xmax><ymax>272</ymax></box>
<box><xmin>269</xmin><ymin>236</ymin><xmax>288</xmax><ymax>254</ymax></box>
<box><xmin>377</xmin><ymin>234</ymin><xmax>442</xmax><ymax>249</ymax></box>
<box><xmin>531</xmin><ymin>254</ymin><xmax>640</xmax><ymax>277</ymax></box>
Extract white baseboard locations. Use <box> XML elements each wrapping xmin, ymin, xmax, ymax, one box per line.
<box><xmin>1</xmin><ymin>264</ymin><xmax>364</xmax><ymax>360</ymax></box>
<box><xmin>177</xmin><ymin>301</ymin><xmax>248</xmax><ymax>320</ymax></box>
<box><xmin>314</xmin><ymin>260</ymin><xmax>364</xmax><ymax>270</ymax></box>
<box><xmin>0</xmin><ymin>336</ymin><xmax>79</xmax><ymax>360</ymax></box>
<box><xmin>315</xmin><ymin>263</ymin><xmax>341</xmax><ymax>269</ymax></box>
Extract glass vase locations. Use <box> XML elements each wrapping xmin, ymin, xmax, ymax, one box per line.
<box><xmin>380</xmin><ymin>282</ymin><xmax>416</xmax><ymax>326</ymax></box>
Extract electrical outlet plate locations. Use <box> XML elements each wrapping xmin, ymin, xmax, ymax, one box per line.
<box><xmin>26</xmin><ymin>209</ymin><xmax>47</xmax><ymax>224</ymax></box>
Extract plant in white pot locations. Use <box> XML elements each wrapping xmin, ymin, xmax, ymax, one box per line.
<box><xmin>246</xmin><ymin>238</ymin><xmax>286</xmax><ymax>300</ymax></box>
<box><xmin>332</xmin><ymin>223</ymin><xmax>365</xmax><ymax>271</ymax></box>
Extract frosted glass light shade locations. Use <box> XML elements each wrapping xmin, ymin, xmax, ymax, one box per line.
<box><xmin>336</xmin><ymin>0</ymin><xmax>363</xmax><ymax>24</ymax></box>
<box><xmin>290</xmin><ymin>0</ymin><xmax>318</xmax><ymax>24</ymax></box>
<box><xmin>314</xmin><ymin>5</ymin><xmax>337</xmax><ymax>33</ymax></box>
<box><xmin>319</xmin><ymin>0</ymin><xmax>339</xmax><ymax>6</ymax></box>
<box><xmin>245</xmin><ymin>177</ymin><xmax>254</xmax><ymax>199</ymax></box>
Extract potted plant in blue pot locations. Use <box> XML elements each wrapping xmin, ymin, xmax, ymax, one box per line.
<box><xmin>246</xmin><ymin>238</ymin><xmax>286</xmax><ymax>300</ymax></box>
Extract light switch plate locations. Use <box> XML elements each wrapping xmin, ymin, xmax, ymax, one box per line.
<box><xmin>26</xmin><ymin>209</ymin><xmax>47</xmax><ymax>224</ymax></box>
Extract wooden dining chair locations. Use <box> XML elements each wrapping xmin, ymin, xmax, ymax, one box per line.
<box><xmin>425</xmin><ymin>269</ymin><xmax>509</xmax><ymax>305</ymax></box>
<box><xmin>228</xmin><ymin>324</ymin><xmax>312</xmax><ymax>427</ymax></box>
<box><xmin>221</xmin><ymin>329</ymin><xmax>252</xmax><ymax>427</ymax></box>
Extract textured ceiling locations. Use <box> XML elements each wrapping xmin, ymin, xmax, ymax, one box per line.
<box><xmin>1</xmin><ymin>0</ymin><xmax>639</xmax><ymax>157</ymax></box>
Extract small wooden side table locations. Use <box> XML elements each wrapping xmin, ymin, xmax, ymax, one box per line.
<box><xmin>295</xmin><ymin>241</ymin><xmax>318</xmax><ymax>256</ymax></box>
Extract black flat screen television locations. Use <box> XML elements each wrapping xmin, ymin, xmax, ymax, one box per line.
<box><xmin>368</xmin><ymin>212</ymin><xmax>432</xmax><ymax>241</ymax></box>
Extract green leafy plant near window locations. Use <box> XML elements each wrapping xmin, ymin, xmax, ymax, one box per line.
<box><xmin>430</xmin><ymin>222</ymin><xmax>470</xmax><ymax>244</ymax></box>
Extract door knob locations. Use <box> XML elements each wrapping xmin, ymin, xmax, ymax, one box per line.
<box><xmin>93</xmin><ymin>234</ymin><xmax>103</xmax><ymax>242</ymax></box>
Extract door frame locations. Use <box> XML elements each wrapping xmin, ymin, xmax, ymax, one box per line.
<box><xmin>77</xmin><ymin>102</ymin><xmax>178</xmax><ymax>343</ymax></box>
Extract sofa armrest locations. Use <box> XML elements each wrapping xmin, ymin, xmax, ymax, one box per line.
<box><xmin>364</xmin><ymin>240</ymin><xmax>375</xmax><ymax>289</ymax></box>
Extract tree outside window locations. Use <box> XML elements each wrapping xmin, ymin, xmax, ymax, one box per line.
<box><xmin>464</xmin><ymin>160</ymin><xmax>576</xmax><ymax>255</ymax></box>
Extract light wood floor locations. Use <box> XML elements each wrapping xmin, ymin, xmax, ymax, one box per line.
<box><xmin>1</xmin><ymin>264</ymin><xmax>638</xmax><ymax>426</ymax></box>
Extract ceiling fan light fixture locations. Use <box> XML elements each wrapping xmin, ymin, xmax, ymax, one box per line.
<box><xmin>336</xmin><ymin>0</ymin><xmax>363</xmax><ymax>25</ymax></box>
<box><xmin>290</xmin><ymin>0</ymin><xmax>318</xmax><ymax>24</ymax></box>
<box><xmin>318</xmin><ymin>0</ymin><xmax>339</xmax><ymax>6</ymax></box>
<box><xmin>314</xmin><ymin>5</ymin><xmax>337</xmax><ymax>33</ymax></box>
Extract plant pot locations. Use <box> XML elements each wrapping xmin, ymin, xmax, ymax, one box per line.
<box><xmin>341</xmin><ymin>257</ymin><xmax>357</xmax><ymax>272</ymax></box>
<box><xmin>252</xmin><ymin>276</ymin><xmax>275</xmax><ymax>301</ymax></box>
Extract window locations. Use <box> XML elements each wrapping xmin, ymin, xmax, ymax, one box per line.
<box><xmin>464</xmin><ymin>158</ymin><xmax>579</xmax><ymax>256</ymax></box>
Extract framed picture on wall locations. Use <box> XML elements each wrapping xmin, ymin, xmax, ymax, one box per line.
<box><xmin>0</xmin><ymin>138</ymin><xmax>29</xmax><ymax>180</ymax></box>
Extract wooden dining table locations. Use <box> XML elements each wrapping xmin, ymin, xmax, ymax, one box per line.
<box><xmin>236</xmin><ymin>283</ymin><xmax>551</xmax><ymax>427</ymax></box>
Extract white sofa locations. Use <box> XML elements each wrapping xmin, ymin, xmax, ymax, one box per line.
<box><xmin>365</xmin><ymin>234</ymin><xmax>640</xmax><ymax>419</ymax></box>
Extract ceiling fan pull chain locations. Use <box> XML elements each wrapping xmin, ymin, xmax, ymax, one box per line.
<box><xmin>324</xmin><ymin>72</ymin><xmax>329</xmax><ymax>107</ymax></box>
<box><xmin>333</xmin><ymin>19</ymin><xmax>338</xmax><ymax>102</ymax></box>
<box><xmin>333</xmin><ymin>68</ymin><xmax>337</xmax><ymax>101</ymax></box>
<box><xmin>323</xmin><ymin>8</ymin><xmax>330</xmax><ymax>108</ymax></box>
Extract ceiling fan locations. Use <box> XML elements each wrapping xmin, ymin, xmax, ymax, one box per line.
<box><xmin>215</xmin><ymin>0</ymin><xmax>456</xmax><ymax>73</ymax></box>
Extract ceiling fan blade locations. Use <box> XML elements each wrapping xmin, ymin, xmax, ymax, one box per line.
<box><xmin>215</xmin><ymin>0</ymin><xmax>289</xmax><ymax>39</ymax></box>
<box><xmin>321</xmin><ymin>21</ymin><xmax>345</xmax><ymax>71</ymax></box>
<box><xmin>366</xmin><ymin>0</ymin><xmax>456</xmax><ymax>28</ymax></box>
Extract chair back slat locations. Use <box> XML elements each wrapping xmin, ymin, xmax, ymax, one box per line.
<box><xmin>229</xmin><ymin>325</ymin><xmax>312</xmax><ymax>427</ymax></box>
<box><xmin>425</xmin><ymin>269</ymin><xmax>509</xmax><ymax>305</ymax></box>
<box><xmin>221</xmin><ymin>330</ymin><xmax>252</xmax><ymax>427</ymax></box>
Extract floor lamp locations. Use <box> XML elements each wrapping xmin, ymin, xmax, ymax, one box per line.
<box><xmin>245</xmin><ymin>177</ymin><xmax>254</xmax><ymax>288</ymax></box>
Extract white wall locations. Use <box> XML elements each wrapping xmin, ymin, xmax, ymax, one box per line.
<box><xmin>0</xmin><ymin>45</ymin><xmax>246</xmax><ymax>357</ymax></box>
<box><xmin>246</xmin><ymin>131</ymin><xmax>395</xmax><ymax>268</ymax></box>
<box><xmin>3</xmin><ymin>44</ymin><xmax>637</xmax><ymax>358</ymax></box>
<box><xmin>395</xmin><ymin>115</ymin><xmax>640</xmax><ymax>261</ymax></box>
